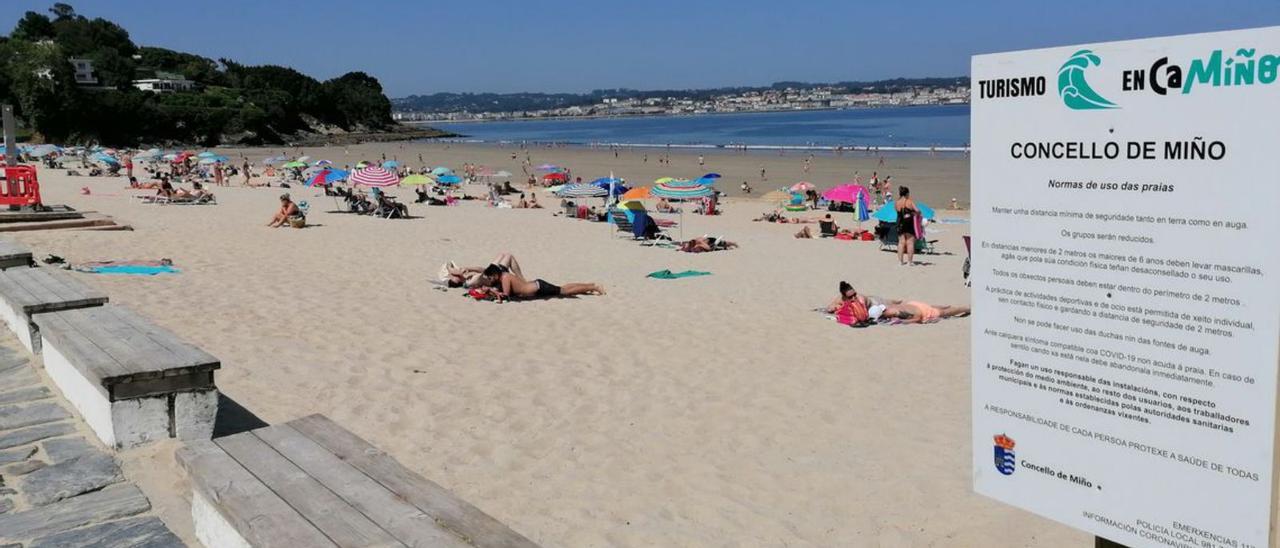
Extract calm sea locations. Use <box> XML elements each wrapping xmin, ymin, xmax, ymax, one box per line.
<box><xmin>425</xmin><ymin>105</ymin><xmax>970</xmax><ymax>151</ymax></box>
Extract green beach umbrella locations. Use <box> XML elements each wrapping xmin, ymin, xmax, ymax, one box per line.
<box><xmin>400</xmin><ymin>174</ymin><xmax>434</xmax><ymax>187</ymax></box>
<box><xmin>282</xmin><ymin>161</ymin><xmax>307</xmax><ymax>169</ymax></box>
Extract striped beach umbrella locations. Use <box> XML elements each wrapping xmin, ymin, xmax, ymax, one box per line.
<box><xmin>350</xmin><ymin>166</ymin><xmax>399</xmax><ymax>187</ymax></box>
<box><xmin>556</xmin><ymin>183</ymin><xmax>608</xmax><ymax>198</ymax></box>
<box><xmin>651</xmin><ymin>179</ymin><xmax>713</xmax><ymax>200</ymax></box>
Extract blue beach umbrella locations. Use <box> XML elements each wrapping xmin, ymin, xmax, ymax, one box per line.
<box><xmin>90</xmin><ymin>152</ymin><xmax>119</xmax><ymax>165</ymax></box>
<box><xmin>700</xmin><ymin>173</ymin><xmax>722</xmax><ymax>179</ymax></box>
<box><xmin>196</xmin><ymin>151</ymin><xmax>217</xmax><ymax>159</ymax></box>
<box><xmin>431</xmin><ymin>166</ymin><xmax>453</xmax><ymax>176</ymax></box>
<box><xmin>872</xmin><ymin>201</ymin><xmax>936</xmax><ymax>222</ymax></box>
<box><xmin>382</xmin><ymin>160</ymin><xmax>399</xmax><ymax>169</ymax></box>
<box><xmin>435</xmin><ymin>174</ymin><xmax>462</xmax><ymax>185</ymax></box>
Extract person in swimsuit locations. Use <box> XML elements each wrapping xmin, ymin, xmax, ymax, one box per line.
<box><xmin>895</xmin><ymin>186</ymin><xmax>919</xmax><ymax>266</ymax></box>
<box><xmin>494</xmin><ymin>271</ymin><xmax>604</xmax><ymax>300</ymax></box>
<box><xmin>268</xmin><ymin>193</ymin><xmax>302</xmax><ymax>228</ymax></box>
<box><xmin>679</xmin><ymin>236</ymin><xmax>739</xmax><ymax>253</ymax></box>
<box><xmin>444</xmin><ymin>253</ymin><xmax>524</xmax><ymax>288</ymax></box>
<box><xmin>883</xmin><ymin>301</ymin><xmax>970</xmax><ymax>324</ymax></box>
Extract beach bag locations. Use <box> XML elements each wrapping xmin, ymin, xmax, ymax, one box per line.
<box><xmin>860</xmin><ymin>231</ymin><xmax>875</xmax><ymax>241</ymax></box>
<box><xmin>836</xmin><ymin>299</ymin><xmax>869</xmax><ymax>326</ymax></box>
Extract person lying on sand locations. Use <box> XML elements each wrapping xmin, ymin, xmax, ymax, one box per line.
<box><xmin>491</xmin><ymin>271</ymin><xmax>605</xmax><ymax>300</ymax></box>
<box><xmin>268</xmin><ymin>193</ymin><xmax>303</xmax><ymax>228</ymax></box>
<box><xmin>444</xmin><ymin>253</ymin><xmax>524</xmax><ymax>288</ymax></box>
<box><xmin>826</xmin><ymin>281</ymin><xmax>968</xmax><ymax>324</ymax></box>
<box><xmin>679</xmin><ymin>236</ymin><xmax>738</xmax><ymax>253</ymax></box>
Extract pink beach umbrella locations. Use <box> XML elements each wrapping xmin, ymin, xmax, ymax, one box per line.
<box><xmin>350</xmin><ymin>166</ymin><xmax>399</xmax><ymax>187</ymax></box>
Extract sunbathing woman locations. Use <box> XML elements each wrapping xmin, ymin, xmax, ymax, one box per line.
<box><xmin>444</xmin><ymin>253</ymin><xmax>524</xmax><ymax>288</ymax></box>
<box><xmin>882</xmin><ymin>301</ymin><xmax>970</xmax><ymax>324</ymax></box>
<box><xmin>679</xmin><ymin>236</ymin><xmax>739</xmax><ymax>253</ymax></box>
<box><xmin>493</xmin><ymin>271</ymin><xmax>605</xmax><ymax>300</ymax></box>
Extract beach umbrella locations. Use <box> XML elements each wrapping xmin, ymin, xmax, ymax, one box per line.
<box><xmin>399</xmin><ymin>174</ymin><xmax>434</xmax><ymax>187</ymax></box>
<box><xmin>701</xmin><ymin>173</ymin><xmax>722</xmax><ymax>179</ymax></box>
<box><xmin>621</xmin><ymin>186</ymin><xmax>651</xmax><ymax>201</ymax></box>
<box><xmin>28</xmin><ymin>144</ymin><xmax>60</xmax><ymax>157</ymax></box>
<box><xmin>282</xmin><ymin>161</ymin><xmax>308</xmax><ymax>169</ymax></box>
<box><xmin>198</xmin><ymin>155</ymin><xmax>229</xmax><ymax>165</ymax></box>
<box><xmin>651</xmin><ymin>179</ymin><xmax>713</xmax><ymax>200</ymax></box>
<box><xmin>263</xmin><ymin>155</ymin><xmax>287</xmax><ymax>165</ymax></box>
<box><xmin>297</xmin><ymin>156</ymin><xmax>311</xmax><ymax>163</ymax></box>
<box><xmin>196</xmin><ymin>151</ymin><xmax>217</xmax><ymax>159</ymax></box>
<box><xmin>535</xmin><ymin>164</ymin><xmax>561</xmax><ymax>172</ymax></box>
<box><xmin>90</xmin><ymin>152</ymin><xmax>119</xmax><ymax>165</ymax></box>
<box><xmin>350</xmin><ymin>166</ymin><xmax>400</xmax><ymax>187</ymax></box>
<box><xmin>306</xmin><ymin>168</ymin><xmax>348</xmax><ymax>187</ymax></box>
<box><xmin>382</xmin><ymin>160</ymin><xmax>399</xmax><ymax>169</ymax></box>
<box><xmin>546</xmin><ymin>184</ymin><xmax>565</xmax><ymax>194</ymax></box>
<box><xmin>162</xmin><ymin>153</ymin><xmax>179</xmax><ymax>161</ymax></box>
<box><xmin>822</xmin><ymin>184</ymin><xmax>871</xmax><ymax>205</ymax></box>
<box><xmin>314</xmin><ymin>159</ymin><xmax>333</xmax><ymax>166</ymax></box>
<box><xmin>355</xmin><ymin>161</ymin><xmax>370</xmax><ymax>169</ymax></box>
<box><xmin>430</xmin><ymin>166</ymin><xmax>453</xmax><ymax>176</ymax></box>
<box><xmin>590</xmin><ymin>177</ymin><xmax>628</xmax><ymax>197</ymax></box>
<box><xmin>492</xmin><ymin>170</ymin><xmax>512</xmax><ymax>178</ymax></box>
<box><xmin>872</xmin><ymin>201</ymin><xmax>936</xmax><ymax>222</ymax></box>
<box><xmin>654</xmin><ymin>177</ymin><xmax>676</xmax><ymax>185</ymax></box>
<box><xmin>542</xmin><ymin>172</ymin><xmax>568</xmax><ymax>182</ymax></box>
<box><xmin>557</xmin><ymin>183</ymin><xmax>608</xmax><ymax>198</ymax></box>
<box><xmin>435</xmin><ymin>174</ymin><xmax>462</xmax><ymax>185</ymax></box>
<box><xmin>790</xmin><ymin>181</ymin><xmax>815</xmax><ymax>192</ymax></box>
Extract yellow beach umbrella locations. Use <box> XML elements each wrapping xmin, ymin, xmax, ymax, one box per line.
<box><xmin>654</xmin><ymin>177</ymin><xmax>675</xmax><ymax>185</ymax></box>
<box><xmin>399</xmin><ymin>174</ymin><xmax>434</xmax><ymax>186</ymax></box>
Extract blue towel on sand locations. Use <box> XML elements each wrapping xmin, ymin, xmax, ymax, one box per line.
<box><xmin>87</xmin><ymin>265</ymin><xmax>179</xmax><ymax>276</ymax></box>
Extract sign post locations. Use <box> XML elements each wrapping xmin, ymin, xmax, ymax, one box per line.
<box><xmin>2</xmin><ymin>105</ymin><xmax>15</xmax><ymax>166</ymax></box>
<box><xmin>971</xmin><ymin>27</ymin><xmax>1280</xmax><ymax>548</ymax></box>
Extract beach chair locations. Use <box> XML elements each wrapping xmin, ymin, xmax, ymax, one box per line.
<box><xmin>818</xmin><ymin>220</ymin><xmax>839</xmax><ymax>238</ymax></box>
<box><xmin>875</xmin><ymin>221</ymin><xmax>898</xmax><ymax>250</ymax></box>
<box><xmin>610</xmin><ymin>209</ymin><xmax>638</xmax><ymax>239</ymax></box>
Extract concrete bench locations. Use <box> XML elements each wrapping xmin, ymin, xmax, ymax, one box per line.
<box><xmin>0</xmin><ymin>267</ymin><xmax>108</xmax><ymax>353</ymax></box>
<box><xmin>0</xmin><ymin>238</ymin><xmax>33</xmax><ymax>270</ymax></box>
<box><xmin>35</xmin><ymin>305</ymin><xmax>220</xmax><ymax>449</ymax></box>
<box><xmin>178</xmin><ymin>414</ymin><xmax>539</xmax><ymax>548</ymax></box>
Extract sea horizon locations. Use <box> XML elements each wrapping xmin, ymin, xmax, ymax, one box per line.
<box><xmin>419</xmin><ymin>104</ymin><xmax>971</xmax><ymax>152</ymax></box>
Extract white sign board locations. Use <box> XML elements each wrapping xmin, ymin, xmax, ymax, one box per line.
<box><xmin>972</xmin><ymin>27</ymin><xmax>1280</xmax><ymax>548</ymax></box>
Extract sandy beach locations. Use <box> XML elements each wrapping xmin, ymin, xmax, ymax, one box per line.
<box><xmin>9</xmin><ymin>142</ymin><xmax>1081</xmax><ymax>547</ymax></box>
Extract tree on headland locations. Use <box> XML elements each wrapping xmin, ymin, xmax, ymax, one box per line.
<box><xmin>0</xmin><ymin>3</ymin><xmax>395</xmax><ymax>146</ymax></box>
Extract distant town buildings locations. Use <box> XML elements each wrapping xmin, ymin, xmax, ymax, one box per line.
<box><xmin>392</xmin><ymin>85</ymin><xmax>970</xmax><ymax>122</ymax></box>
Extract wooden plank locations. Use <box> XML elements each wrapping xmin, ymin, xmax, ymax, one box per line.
<box><xmin>38</xmin><ymin>306</ymin><xmax>218</xmax><ymax>386</ymax></box>
<box><xmin>0</xmin><ymin>238</ymin><xmax>31</xmax><ymax>261</ymax></box>
<box><xmin>177</xmin><ymin>439</ymin><xmax>337</xmax><ymax>548</ymax></box>
<box><xmin>111</xmin><ymin>306</ymin><xmax>219</xmax><ymax>372</ymax></box>
<box><xmin>35</xmin><ymin>310</ymin><xmax>132</xmax><ymax>382</ymax></box>
<box><xmin>32</xmin><ymin>269</ymin><xmax>106</xmax><ymax>309</ymax></box>
<box><xmin>215</xmin><ymin>431</ymin><xmax>405</xmax><ymax>548</ymax></box>
<box><xmin>291</xmin><ymin>415</ymin><xmax>540</xmax><ymax>548</ymax></box>
<box><xmin>252</xmin><ymin>423</ymin><xmax>472</xmax><ymax>548</ymax></box>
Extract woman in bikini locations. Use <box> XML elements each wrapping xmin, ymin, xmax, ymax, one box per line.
<box><xmin>494</xmin><ymin>271</ymin><xmax>604</xmax><ymax>300</ymax></box>
<box><xmin>895</xmin><ymin>186</ymin><xmax>919</xmax><ymax>266</ymax></box>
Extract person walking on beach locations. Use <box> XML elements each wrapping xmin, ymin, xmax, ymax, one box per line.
<box><xmin>895</xmin><ymin>186</ymin><xmax>920</xmax><ymax>266</ymax></box>
<box><xmin>698</xmin><ymin>155</ymin><xmax>704</xmax><ymax>166</ymax></box>
<box><xmin>760</xmin><ymin>166</ymin><xmax>767</xmax><ymax>180</ymax></box>
<box><xmin>213</xmin><ymin>162</ymin><xmax>224</xmax><ymax>186</ymax></box>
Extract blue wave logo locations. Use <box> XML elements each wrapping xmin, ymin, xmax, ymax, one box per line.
<box><xmin>1058</xmin><ymin>49</ymin><xmax>1118</xmax><ymax>110</ymax></box>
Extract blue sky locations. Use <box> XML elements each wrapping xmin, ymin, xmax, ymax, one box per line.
<box><xmin>3</xmin><ymin>1</ymin><xmax>1278</xmax><ymax>97</ymax></box>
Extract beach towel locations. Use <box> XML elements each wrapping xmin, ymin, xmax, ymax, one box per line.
<box><xmin>646</xmin><ymin>269</ymin><xmax>711</xmax><ymax>279</ymax></box>
<box><xmin>79</xmin><ymin>265</ymin><xmax>179</xmax><ymax>275</ymax></box>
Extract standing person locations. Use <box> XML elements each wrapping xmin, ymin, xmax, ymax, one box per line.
<box><xmin>895</xmin><ymin>186</ymin><xmax>920</xmax><ymax>266</ymax></box>
<box><xmin>698</xmin><ymin>154</ymin><xmax>704</xmax><ymax>166</ymax></box>
<box><xmin>242</xmin><ymin>159</ymin><xmax>252</xmax><ymax>186</ymax></box>
<box><xmin>124</xmin><ymin>154</ymin><xmax>133</xmax><ymax>180</ymax></box>
<box><xmin>213</xmin><ymin>162</ymin><xmax>224</xmax><ymax>187</ymax></box>
<box><xmin>760</xmin><ymin>166</ymin><xmax>767</xmax><ymax>180</ymax></box>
